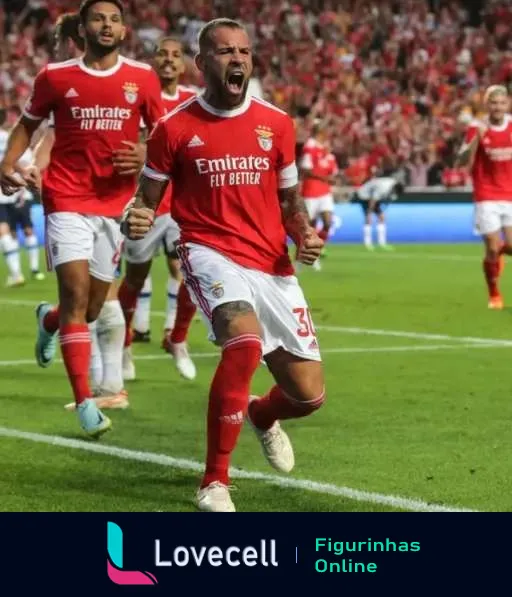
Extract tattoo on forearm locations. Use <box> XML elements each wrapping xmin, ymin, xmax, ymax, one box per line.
<box><xmin>278</xmin><ymin>185</ymin><xmax>310</xmax><ymax>242</ymax></box>
<box><xmin>134</xmin><ymin>175</ymin><xmax>165</xmax><ymax>211</ymax></box>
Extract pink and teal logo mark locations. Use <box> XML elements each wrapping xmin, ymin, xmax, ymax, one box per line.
<box><xmin>107</xmin><ymin>522</ymin><xmax>158</xmax><ymax>585</ymax></box>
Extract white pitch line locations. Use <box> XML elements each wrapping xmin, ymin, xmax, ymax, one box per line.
<box><xmin>316</xmin><ymin>325</ymin><xmax>512</xmax><ymax>346</ymax></box>
<box><xmin>0</xmin><ymin>426</ymin><xmax>475</xmax><ymax>512</ymax></box>
<box><xmin>2</xmin><ymin>298</ymin><xmax>511</xmax><ymax>346</ymax></box>
<box><xmin>0</xmin><ymin>343</ymin><xmax>507</xmax><ymax>368</ymax></box>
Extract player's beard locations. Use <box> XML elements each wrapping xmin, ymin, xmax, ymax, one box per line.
<box><xmin>84</xmin><ymin>31</ymin><xmax>123</xmax><ymax>58</ymax></box>
<box><xmin>216</xmin><ymin>74</ymin><xmax>250</xmax><ymax>107</ymax></box>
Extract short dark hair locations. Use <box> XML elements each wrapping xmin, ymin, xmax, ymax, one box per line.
<box><xmin>198</xmin><ymin>18</ymin><xmax>246</xmax><ymax>53</ymax></box>
<box><xmin>79</xmin><ymin>0</ymin><xmax>124</xmax><ymax>24</ymax></box>
<box><xmin>55</xmin><ymin>13</ymin><xmax>85</xmax><ymax>52</ymax></box>
<box><xmin>156</xmin><ymin>36</ymin><xmax>183</xmax><ymax>51</ymax></box>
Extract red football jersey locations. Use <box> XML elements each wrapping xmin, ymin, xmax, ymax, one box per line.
<box><xmin>465</xmin><ymin>116</ymin><xmax>512</xmax><ymax>201</ymax></box>
<box><xmin>299</xmin><ymin>138</ymin><xmax>338</xmax><ymax>198</ymax></box>
<box><xmin>24</xmin><ymin>56</ymin><xmax>164</xmax><ymax>217</ymax></box>
<box><xmin>144</xmin><ymin>95</ymin><xmax>298</xmax><ymax>276</ymax></box>
<box><xmin>156</xmin><ymin>85</ymin><xmax>197</xmax><ymax>217</ymax></box>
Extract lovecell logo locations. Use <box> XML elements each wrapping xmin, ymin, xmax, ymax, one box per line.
<box><xmin>107</xmin><ymin>522</ymin><xmax>158</xmax><ymax>585</ymax></box>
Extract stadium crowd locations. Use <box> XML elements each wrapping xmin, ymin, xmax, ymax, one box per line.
<box><xmin>0</xmin><ymin>0</ymin><xmax>509</xmax><ymax>187</ymax></box>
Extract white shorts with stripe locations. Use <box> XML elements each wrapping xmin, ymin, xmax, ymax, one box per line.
<box><xmin>304</xmin><ymin>194</ymin><xmax>334</xmax><ymax>221</ymax></box>
<box><xmin>124</xmin><ymin>213</ymin><xmax>180</xmax><ymax>264</ymax></box>
<box><xmin>474</xmin><ymin>200</ymin><xmax>512</xmax><ymax>235</ymax></box>
<box><xmin>45</xmin><ymin>212</ymin><xmax>122</xmax><ymax>282</ymax></box>
<box><xmin>177</xmin><ymin>242</ymin><xmax>321</xmax><ymax>361</ymax></box>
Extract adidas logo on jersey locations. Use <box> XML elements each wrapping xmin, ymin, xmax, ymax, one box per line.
<box><xmin>65</xmin><ymin>88</ymin><xmax>79</xmax><ymax>98</ymax></box>
<box><xmin>219</xmin><ymin>411</ymin><xmax>244</xmax><ymax>424</ymax></box>
<box><xmin>187</xmin><ymin>135</ymin><xmax>204</xmax><ymax>147</ymax></box>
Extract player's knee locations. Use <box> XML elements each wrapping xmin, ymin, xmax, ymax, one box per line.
<box><xmin>291</xmin><ymin>365</ymin><xmax>326</xmax><ymax>410</ymax></box>
<box><xmin>486</xmin><ymin>247</ymin><xmax>501</xmax><ymax>261</ymax></box>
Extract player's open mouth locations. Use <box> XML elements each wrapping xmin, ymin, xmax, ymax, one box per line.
<box><xmin>226</xmin><ymin>72</ymin><xmax>245</xmax><ymax>94</ymax></box>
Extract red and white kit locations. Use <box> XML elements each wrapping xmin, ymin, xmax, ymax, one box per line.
<box><xmin>24</xmin><ymin>56</ymin><xmax>164</xmax><ymax>280</ymax></box>
<box><xmin>144</xmin><ymin>94</ymin><xmax>321</xmax><ymax>360</ymax></box>
<box><xmin>124</xmin><ymin>85</ymin><xmax>196</xmax><ymax>264</ymax></box>
<box><xmin>300</xmin><ymin>137</ymin><xmax>338</xmax><ymax>221</ymax></box>
<box><xmin>465</xmin><ymin>115</ymin><xmax>512</xmax><ymax>235</ymax></box>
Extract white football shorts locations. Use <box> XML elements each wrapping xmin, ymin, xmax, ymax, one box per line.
<box><xmin>304</xmin><ymin>194</ymin><xmax>334</xmax><ymax>221</ymax></box>
<box><xmin>124</xmin><ymin>213</ymin><xmax>180</xmax><ymax>264</ymax></box>
<box><xmin>474</xmin><ymin>200</ymin><xmax>512</xmax><ymax>235</ymax></box>
<box><xmin>45</xmin><ymin>212</ymin><xmax>122</xmax><ymax>282</ymax></box>
<box><xmin>176</xmin><ymin>242</ymin><xmax>321</xmax><ymax>361</ymax></box>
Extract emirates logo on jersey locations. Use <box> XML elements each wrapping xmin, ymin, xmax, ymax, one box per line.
<box><xmin>123</xmin><ymin>82</ymin><xmax>139</xmax><ymax>105</ymax></box>
<box><xmin>255</xmin><ymin>126</ymin><xmax>273</xmax><ymax>152</ymax></box>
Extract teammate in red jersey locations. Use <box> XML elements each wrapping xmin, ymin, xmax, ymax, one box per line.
<box><xmin>29</xmin><ymin>12</ymin><xmax>133</xmax><ymax>413</ymax></box>
<box><xmin>456</xmin><ymin>85</ymin><xmax>512</xmax><ymax>309</ymax></box>
<box><xmin>119</xmin><ymin>37</ymin><xmax>198</xmax><ymax>382</ymax></box>
<box><xmin>0</xmin><ymin>0</ymin><xmax>164</xmax><ymax>437</ymax></box>
<box><xmin>124</xmin><ymin>19</ymin><xmax>326</xmax><ymax>512</ymax></box>
<box><xmin>299</xmin><ymin>124</ymin><xmax>339</xmax><ymax>271</ymax></box>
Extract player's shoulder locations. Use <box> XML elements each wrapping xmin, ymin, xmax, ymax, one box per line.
<box><xmin>120</xmin><ymin>56</ymin><xmax>154</xmax><ymax>79</ymax></box>
<box><xmin>250</xmin><ymin>96</ymin><xmax>291</xmax><ymax>122</ymax></box>
<box><xmin>44</xmin><ymin>58</ymin><xmax>80</xmax><ymax>77</ymax></box>
<box><xmin>177</xmin><ymin>84</ymin><xmax>198</xmax><ymax>98</ymax></box>
<box><xmin>158</xmin><ymin>95</ymin><xmax>200</xmax><ymax>127</ymax></box>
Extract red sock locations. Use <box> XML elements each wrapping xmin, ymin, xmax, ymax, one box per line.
<box><xmin>60</xmin><ymin>324</ymin><xmax>91</xmax><ymax>405</ymax></box>
<box><xmin>118</xmin><ymin>279</ymin><xmax>139</xmax><ymax>347</ymax></box>
<box><xmin>318</xmin><ymin>228</ymin><xmax>329</xmax><ymax>243</ymax></box>
<box><xmin>170</xmin><ymin>284</ymin><xmax>196</xmax><ymax>344</ymax></box>
<box><xmin>249</xmin><ymin>385</ymin><xmax>325</xmax><ymax>431</ymax></box>
<box><xmin>202</xmin><ymin>334</ymin><xmax>262</xmax><ymax>488</ymax></box>
<box><xmin>483</xmin><ymin>259</ymin><xmax>501</xmax><ymax>297</ymax></box>
<box><xmin>43</xmin><ymin>307</ymin><xmax>59</xmax><ymax>333</ymax></box>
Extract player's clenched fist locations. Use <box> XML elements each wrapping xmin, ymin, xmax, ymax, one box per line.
<box><xmin>296</xmin><ymin>228</ymin><xmax>324</xmax><ymax>265</ymax></box>
<box><xmin>0</xmin><ymin>164</ymin><xmax>27</xmax><ymax>196</ymax></box>
<box><xmin>122</xmin><ymin>206</ymin><xmax>155</xmax><ymax>240</ymax></box>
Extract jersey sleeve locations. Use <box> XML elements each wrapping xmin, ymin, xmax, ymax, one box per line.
<box><xmin>277</xmin><ymin>115</ymin><xmax>298</xmax><ymax>189</ymax></box>
<box><xmin>143</xmin><ymin>118</ymin><xmax>174</xmax><ymax>182</ymax></box>
<box><xmin>23</xmin><ymin>68</ymin><xmax>55</xmax><ymax>121</ymax></box>
<box><xmin>140</xmin><ymin>70</ymin><xmax>165</xmax><ymax>132</ymax></box>
<box><xmin>299</xmin><ymin>149</ymin><xmax>313</xmax><ymax>169</ymax></box>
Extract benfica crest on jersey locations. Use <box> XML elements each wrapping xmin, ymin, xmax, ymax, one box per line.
<box><xmin>123</xmin><ymin>82</ymin><xmax>139</xmax><ymax>104</ymax></box>
<box><xmin>255</xmin><ymin>126</ymin><xmax>273</xmax><ymax>151</ymax></box>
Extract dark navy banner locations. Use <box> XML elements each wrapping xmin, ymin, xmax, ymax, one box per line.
<box><xmin>0</xmin><ymin>514</ymin><xmax>505</xmax><ymax>594</ymax></box>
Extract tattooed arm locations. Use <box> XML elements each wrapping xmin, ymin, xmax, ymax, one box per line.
<box><xmin>121</xmin><ymin>174</ymin><xmax>168</xmax><ymax>239</ymax></box>
<box><xmin>278</xmin><ymin>184</ymin><xmax>324</xmax><ymax>264</ymax></box>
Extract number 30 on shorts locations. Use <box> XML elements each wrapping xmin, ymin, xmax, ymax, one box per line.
<box><xmin>293</xmin><ymin>307</ymin><xmax>316</xmax><ymax>338</ymax></box>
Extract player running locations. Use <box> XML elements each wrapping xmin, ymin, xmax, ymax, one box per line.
<box><xmin>299</xmin><ymin>123</ymin><xmax>338</xmax><ymax>270</ymax></box>
<box><xmin>124</xmin><ymin>19</ymin><xmax>326</xmax><ymax>512</ymax></box>
<box><xmin>0</xmin><ymin>0</ymin><xmax>164</xmax><ymax>437</ymax></box>
<box><xmin>456</xmin><ymin>85</ymin><xmax>512</xmax><ymax>309</ymax></box>
<box><xmin>29</xmin><ymin>12</ymin><xmax>132</xmax><ymax>412</ymax></box>
<box><xmin>119</xmin><ymin>37</ymin><xmax>198</xmax><ymax>381</ymax></box>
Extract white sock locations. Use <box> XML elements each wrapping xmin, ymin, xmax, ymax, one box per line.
<box><xmin>363</xmin><ymin>225</ymin><xmax>372</xmax><ymax>248</ymax></box>
<box><xmin>1</xmin><ymin>235</ymin><xmax>22</xmax><ymax>278</ymax></box>
<box><xmin>133</xmin><ymin>275</ymin><xmax>152</xmax><ymax>333</ymax></box>
<box><xmin>97</xmin><ymin>299</ymin><xmax>125</xmax><ymax>394</ymax></box>
<box><xmin>377</xmin><ymin>223</ymin><xmax>387</xmax><ymax>246</ymax></box>
<box><xmin>24</xmin><ymin>233</ymin><xmax>40</xmax><ymax>272</ymax></box>
<box><xmin>88</xmin><ymin>320</ymin><xmax>103</xmax><ymax>392</ymax></box>
<box><xmin>165</xmin><ymin>277</ymin><xmax>180</xmax><ymax>330</ymax></box>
